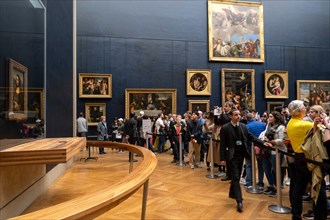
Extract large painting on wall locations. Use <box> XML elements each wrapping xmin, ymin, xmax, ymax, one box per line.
<box><xmin>264</xmin><ymin>70</ymin><xmax>288</xmax><ymax>99</ymax></box>
<box><xmin>125</xmin><ymin>89</ymin><xmax>177</xmax><ymax>118</ymax></box>
<box><xmin>79</xmin><ymin>73</ymin><xmax>112</xmax><ymax>98</ymax></box>
<box><xmin>85</xmin><ymin>103</ymin><xmax>106</xmax><ymax>126</ymax></box>
<box><xmin>27</xmin><ymin>88</ymin><xmax>44</xmax><ymax>123</ymax></box>
<box><xmin>297</xmin><ymin>80</ymin><xmax>330</xmax><ymax>110</ymax></box>
<box><xmin>208</xmin><ymin>0</ymin><xmax>264</xmax><ymax>62</ymax></box>
<box><xmin>221</xmin><ymin>68</ymin><xmax>255</xmax><ymax>110</ymax></box>
<box><xmin>188</xmin><ymin>100</ymin><xmax>210</xmax><ymax>113</ymax></box>
<box><xmin>186</xmin><ymin>69</ymin><xmax>211</xmax><ymax>96</ymax></box>
<box><xmin>8</xmin><ymin>58</ymin><xmax>28</xmax><ymax>121</ymax></box>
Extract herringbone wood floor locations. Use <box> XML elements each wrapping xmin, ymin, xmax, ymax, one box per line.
<box><xmin>22</xmin><ymin>148</ymin><xmax>310</xmax><ymax>219</ymax></box>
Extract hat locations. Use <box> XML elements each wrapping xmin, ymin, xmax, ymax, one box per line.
<box><xmin>118</xmin><ymin>118</ymin><xmax>123</xmax><ymax>121</ymax></box>
<box><xmin>36</xmin><ymin>119</ymin><xmax>41</xmax><ymax>123</ymax></box>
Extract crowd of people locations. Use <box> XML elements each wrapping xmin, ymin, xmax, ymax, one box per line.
<box><xmin>79</xmin><ymin>100</ymin><xmax>330</xmax><ymax>219</ymax></box>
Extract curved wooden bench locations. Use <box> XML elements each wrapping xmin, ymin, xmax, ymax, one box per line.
<box><xmin>10</xmin><ymin>141</ymin><xmax>158</xmax><ymax>220</ymax></box>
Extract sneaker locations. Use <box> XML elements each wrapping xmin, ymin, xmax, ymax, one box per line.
<box><xmin>264</xmin><ymin>186</ymin><xmax>275</xmax><ymax>194</ymax></box>
<box><xmin>190</xmin><ymin>164</ymin><xmax>195</xmax><ymax>169</ymax></box>
<box><xmin>302</xmin><ymin>210</ymin><xmax>314</xmax><ymax>220</ymax></box>
<box><xmin>240</xmin><ymin>177</ymin><xmax>246</xmax><ymax>185</ymax></box>
<box><xmin>267</xmin><ymin>189</ymin><xmax>277</xmax><ymax>197</ymax></box>
<box><xmin>215</xmin><ymin>171</ymin><xmax>225</xmax><ymax>177</ymax></box>
<box><xmin>257</xmin><ymin>183</ymin><xmax>264</xmax><ymax>190</ymax></box>
<box><xmin>302</xmin><ymin>193</ymin><xmax>311</xmax><ymax>203</ymax></box>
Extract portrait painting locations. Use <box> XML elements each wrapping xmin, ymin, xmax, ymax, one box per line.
<box><xmin>208</xmin><ymin>0</ymin><xmax>264</xmax><ymax>62</ymax></box>
<box><xmin>27</xmin><ymin>88</ymin><xmax>44</xmax><ymax>123</ymax></box>
<box><xmin>85</xmin><ymin>103</ymin><xmax>106</xmax><ymax>126</ymax></box>
<box><xmin>264</xmin><ymin>70</ymin><xmax>288</xmax><ymax>99</ymax></box>
<box><xmin>8</xmin><ymin>58</ymin><xmax>28</xmax><ymax>121</ymax></box>
<box><xmin>125</xmin><ymin>89</ymin><xmax>177</xmax><ymax>118</ymax></box>
<box><xmin>221</xmin><ymin>68</ymin><xmax>255</xmax><ymax>110</ymax></box>
<box><xmin>267</xmin><ymin>102</ymin><xmax>284</xmax><ymax>113</ymax></box>
<box><xmin>186</xmin><ymin>69</ymin><xmax>211</xmax><ymax>96</ymax></box>
<box><xmin>297</xmin><ymin>80</ymin><xmax>330</xmax><ymax>111</ymax></box>
<box><xmin>79</xmin><ymin>73</ymin><xmax>112</xmax><ymax>98</ymax></box>
<box><xmin>188</xmin><ymin>100</ymin><xmax>210</xmax><ymax>113</ymax></box>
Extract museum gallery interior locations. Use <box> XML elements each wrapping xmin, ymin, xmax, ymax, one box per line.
<box><xmin>0</xmin><ymin>0</ymin><xmax>329</xmax><ymax>219</ymax></box>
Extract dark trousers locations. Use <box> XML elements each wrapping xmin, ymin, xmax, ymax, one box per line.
<box><xmin>229</xmin><ymin>150</ymin><xmax>244</xmax><ymax>202</ymax></box>
<box><xmin>99</xmin><ymin>136</ymin><xmax>107</xmax><ymax>153</ymax></box>
<box><xmin>128</xmin><ymin>137</ymin><xmax>136</xmax><ymax>161</ymax></box>
<box><xmin>291</xmin><ymin>153</ymin><xmax>311</xmax><ymax>220</ymax></box>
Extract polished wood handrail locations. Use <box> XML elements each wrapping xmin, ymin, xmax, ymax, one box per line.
<box><xmin>10</xmin><ymin>141</ymin><xmax>158</xmax><ymax>220</ymax></box>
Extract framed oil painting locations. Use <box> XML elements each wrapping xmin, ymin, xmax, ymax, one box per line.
<box><xmin>125</xmin><ymin>88</ymin><xmax>177</xmax><ymax>118</ymax></box>
<box><xmin>221</xmin><ymin>68</ymin><xmax>255</xmax><ymax>111</ymax></box>
<box><xmin>264</xmin><ymin>70</ymin><xmax>288</xmax><ymax>99</ymax></box>
<box><xmin>188</xmin><ymin>100</ymin><xmax>210</xmax><ymax>113</ymax></box>
<box><xmin>27</xmin><ymin>88</ymin><xmax>44</xmax><ymax>123</ymax></box>
<box><xmin>297</xmin><ymin>80</ymin><xmax>330</xmax><ymax>110</ymax></box>
<box><xmin>8</xmin><ymin>58</ymin><xmax>28</xmax><ymax>121</ymax></box>
<box><xmin>186</xmin><ymin>69</ymin><xmax>211</xmax><ymax>96</ymax></box>
<box><xmin>79</xmin><ymin>73</ymin><xmax>112</xmax><ymax>98</ymax></box>
<box><xmin>208</xmin><ymin>0</ymin><xmax>264</xmax><ymax>63</ymax></box>
<box><xmin>267</xmin><ymin>102</ymin><xmax>284</xmax><ymax>113</ymax></box>
<box><xmin>85</xmin><ymin>103</ymin><xmax>106</xmax><ymax>126</ymax></box>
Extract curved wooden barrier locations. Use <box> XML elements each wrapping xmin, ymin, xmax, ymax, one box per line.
<box><xmin>10</xmin><ymin>141</ymin><xmax>158</xmax><ymax>220</ymax></box>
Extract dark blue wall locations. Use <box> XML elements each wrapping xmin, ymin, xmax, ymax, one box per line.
<box><xmin>76</xmin><ymin>0</ymin><xmax>330</xmax><ymax>124</ymax></box>
<box><xmin>46</xmin><ymin>0</ymin><xmax>73</xmax><ymax>137</ymax></box>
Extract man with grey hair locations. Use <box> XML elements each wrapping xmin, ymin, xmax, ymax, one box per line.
<box><xmin>286</xmin><ymin>100</ymin><xmax>326</xmax><ymax>220</ymax></box>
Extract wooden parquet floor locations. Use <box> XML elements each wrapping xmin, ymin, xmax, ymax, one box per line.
<box><xmin>22</xmin><ymin>148</ymin><xmax>312</xmax><ymax>219</ymax></box>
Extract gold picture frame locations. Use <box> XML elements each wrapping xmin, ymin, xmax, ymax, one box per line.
<box><xmin>186</xmin><ymin>69</ymin><xmax>211</xmax><ymax>96</ymax></box>
<box><xmin>8</xmin><ymin>58</ymin><xmax>28</xmax><ymax>120</ymax></box>
<box><xmin>208</xmin><ymin>0</ymin><xmax>264</xmax><ymax>63</ymax></box>
<box><xmin>85</xmin><ymin>103</ymin><xmax>106</xmax><ymax>126</ymax></box>
<box><xmin>264</xmin><ymin>70</ymin><xmax>289</xmax><ymax>99</ymax></box>
<box><xmin>221</xmin><ymin>68</ymin><xmax>255</xmax><ymax>110</ymax></box>
<box><xmin>296</xmin><ymin>80</ymin><xmax>330</xmax><ymax>110</ymax></box>
<box><xmin>188</xmin><ymin>100</ymin><xmax>210</xmax><ymax>113</ymax></box>
<box><xmin>79</xmin><ymin>73</ymin><xmax>112</xmax><ymax>98</ymax></box>
<box><xmin>125</xmin><ymin>88</ymin><xmax>177</xmax><ymax>118</ymax></box>
<box><xmin>27</xmin><ymin>88</ymin><xmax>44</xmax><ymax>123</ymax></box>
<box><xmin>267</xmin><ymin>101</ymin><xmax>284</xmax><ymax>113</ymax></box>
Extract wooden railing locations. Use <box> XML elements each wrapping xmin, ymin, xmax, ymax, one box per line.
<box><xmin>10</xmin><ymin>141</ymin><xmax>158</xmax><ymax>220</ymax></box>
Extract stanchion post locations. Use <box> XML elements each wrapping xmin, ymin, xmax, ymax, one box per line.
<box><xmin>129</xmin><ymin>152</ymin><xmax>134</xmax><ymax>173</ymax></box>
<box><xmin>141</xmin><ymin>179</ymin><xmax>149</xmax><ymax>220</ymax></box>
<box><xmin>247</xmin><ymin>143</ymin><xmax>262</xmax><ymax>194</ymax></box>
<box><xmin>177</xmin><ymin>133</ymin><xmax>184</xmax><ymax>166</ymax></box>
<box><xmin>146</xmin><ymin>132</ymin><xmax>149</xmax><ymax>150</ymax></box>
<box><xmin>268</xmin><ymin>147</ymin><xmax>291</xmax><ymax>213</ymax></box>
<box><xmin>206</xmin><ymin>140</ymin><xmax>219</xmax><ymax>179</ymax></box>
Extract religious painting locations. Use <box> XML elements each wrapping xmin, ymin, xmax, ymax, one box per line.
<box><xmin>27</xmin><ymin>88</ymin><xmax>44</xmax><ymax>123</ymax></box>
<box><xmin>8</xmin><ymin>58</ymin><xmax>28</xmax><ymax>121</ymax></box>
<box><xmin>296</xmin><ymin>80</ymin><xmax>330</xmax><ymax>111</ymax></box>
<box><xmin>267</xmin><ymin>102</ymin><xmax>284</xmax><ymax>113</ymax></box>
<box><xmin>264</xmin><ymin>70</ymin><xmax>288</xmax><ymax>99</ymax></box>
<box><xmin>79</xmin><ymin>73</ymin><xmax>112</xmax><ymax>98</ymax></box>
<box><xmin>188</xmin><ymin>100</ymin><xmax>210</xmax><ymax>113</ymax></box>
<box><xmin>85</xmin><ymin>103</ymin><xmax>106</xmax><ymax>126</ymax></box>
<box><xmin>221</xmin><ymin>68</ymin><xmax>255</xmax><ymax>110</ymax></box>
<box><xmin>208</xmin><ymin>0</ymin><xmax>264</xmax><ymax>62</ymax></box>
<box><xmin>125</xmin><ymin>89</ymin><xmax>177</xmax><ymax>118</ymax></box>
<box><xmin>186</xmin><ymin>69</ymin><xmax>211</xmax><ymax>96</ymax></box>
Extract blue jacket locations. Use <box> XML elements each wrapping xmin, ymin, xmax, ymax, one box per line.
<box><xmin>246</xmin><ymin>119</ymin><xmax>266</xmax><ymax>153</ymax></box>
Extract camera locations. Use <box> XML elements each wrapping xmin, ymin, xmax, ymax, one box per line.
<box><xmin>265</xmin><ymin>128</ymin><xmax>276</xmax><ymax>141</ymax></box>
<box><xmin>214</xmin><ymin>106</ymin><xmax>222</xmax><ymax>116</ymax></box>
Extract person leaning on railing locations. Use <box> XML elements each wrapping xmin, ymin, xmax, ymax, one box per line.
<box><xmin>286</xmin><ymin>100</ymin><xmax>327</xmax><ymax>220</ymax></box>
